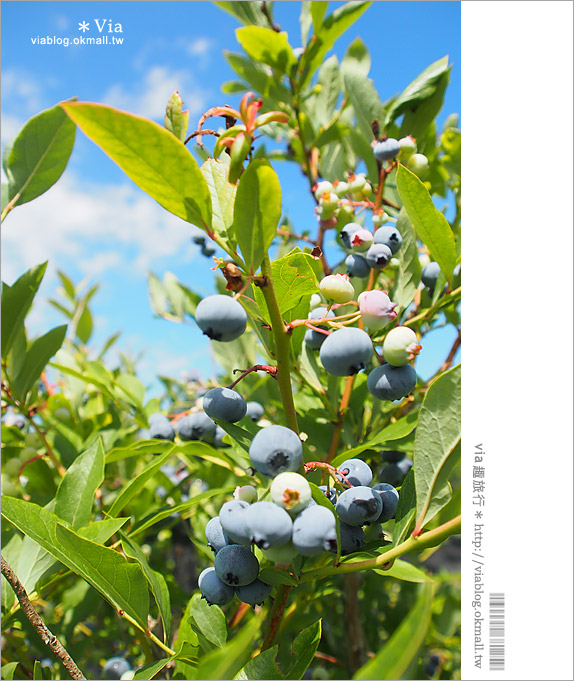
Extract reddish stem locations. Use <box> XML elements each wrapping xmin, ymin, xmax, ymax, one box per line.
<box><xmin>229</xmin><ymin>364</ymin><xmax>278</xmax><ymax>389</ymax></box>
<box><xmin>304</xmin><ymin>461</ymin><xmax>354</xmax><ymax>488</ymax></box>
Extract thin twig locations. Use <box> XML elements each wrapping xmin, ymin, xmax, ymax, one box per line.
<box><xmin>1</xmin><ymin>556</ymin><xmax>86</xmax><ymax>680</ymax></box>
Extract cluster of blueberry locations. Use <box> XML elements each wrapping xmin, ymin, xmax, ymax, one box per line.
<box><xmin>147</xmin><ymin>399</ymin><xmax>265</xmax><ymax>449</ymax></box>
<box><xmin>198</xmin><ymin>424</ymin><xmax>402</xmax><ymax>607</ymax></box>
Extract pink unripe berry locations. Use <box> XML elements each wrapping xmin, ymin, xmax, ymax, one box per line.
<box><xmin>351</xmin><ymin>229</ymin><xmax>374</xmax><ymax>253</ymax></box>
<box><xmin>358</xmin><ymin>290</ymin><xmax>398</xmax><ymax>330</ymax></box>
<box><xmin>319</xmin><ymin>273</ymin><xmax>355</xmax><ymax>304</ymax></box>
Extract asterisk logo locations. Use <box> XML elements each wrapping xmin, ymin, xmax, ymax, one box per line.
<box><xmin>475</xmin><ymin>510</ymin><xmax>483</xmax><ymax>519</ymax></box>
<box><xmin>78</xmin><ymin>21</ymin><xmax>90</xmax><ymax>32</ymax></box>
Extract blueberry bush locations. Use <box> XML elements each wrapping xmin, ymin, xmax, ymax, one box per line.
<box><xmin>1</xmin><ymin>3</ymin><xmax>461</xmax><ymax>679</ymax></box>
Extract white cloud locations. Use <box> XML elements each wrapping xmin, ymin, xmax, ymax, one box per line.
<box><xmin>187</xmin><ymin>37</ymin><xmax>213</xmax><ymax>57</ymax></box>
<box><xmin>0</xmin><ymin>172</ymin><xmax>200</xmax><ymax>285</ymax></box>
<box><xmin>1</xmin><ymin>113</ymin><xmax>26</xmax><ymax>146</ymax></box>
<box><xmin>102</xmin><ymin>65</ymin><xmax>208</xmax><ymax>121</ymax></box>
<box><xmin>1</xmin><ymin>68</ymin><xmax>45</xmax><ymax>115</ymax></box>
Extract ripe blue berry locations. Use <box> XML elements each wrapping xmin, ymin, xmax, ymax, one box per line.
<box><xmin>195</xmin><ymin>294</ymin><xmax>247</xmax><ymax>342</ymax></box>
<box><xmin>219</xmin><ymin>499</ymin><xmax>251</xmax><ymax>545</ymax></box>
<box><xmin>245</xmin><ymin>401</ymin><xmax>264</xmax><ymax>422</ymax></box>
<box><xmin>205</xmin><ymin>517</ymin><xmax>232</xmax><ymax>553</ymax></box>
<box><xmin>372</xmin><ymin>483</ymin><xmax>399</xmax><ymax>523</ymax></box>
<box><xmin>203</xmin><ymin>387</ymin><xmax>247</xmax><ymax>423</ymax></box>
<box><xmin>373</xmin><ymin>225</ymin><xmax>403</xmax><ymax>254</ymax></box>
<box><xmin>365</xmin><ymin>243</ymin><xmax>393</xmax><ymax>270</ymax></box>
<box><xmin>367</xmin><ymin>363</ymin><xmax>417</xmax><ymax>401</ymax></box>
<box><xmin>191</xmin><ymin>233</ymin><xmax>206</xmax><ymax>246</ymax></box>
<box><xmin>248</xmin><ymin>425</ymin><xmax>302</xmax><ymax>478</ymax></box>
<box><xmin>305</xmin><ymin>307</ymin><xmax>335</xmax><ymax>350</ymax></box>
<box><xmin>201</xmin><ymin>243</ymin><xmax>216</xmax><ymax>257</ymax></box>
<box><xmin>421</xmin><ymin>262</ymin><xmax>441</xmax><ymax>289</ymax></box>
<box><xmin>381</xmin><ymin>450</ymin><xmax>406</xmax><ymax>464</ymax></box>
<box><xmin>244</xmin><ymin>501</ymin><xmax>293</xmax><ymax>549</ymax></box>
<box><xmin>148</xmin><ymin>413</ymin><xmax>175</xmax><ymax>441</ymax></box>
<box><xmin>382</xmin><ymin>327</ymin><xmax>422</xmax><ymax>366</ymax></box>
<box><xmin>335</xmin><ymin>522</ymin><xmax>365</xmax><ymax>556</ymax></box>
<box><xmin>176</xmin><ymin>411</ymin><xmax>216</xmax><ymax>442</ymax></box>
<box><xmin>337</xmin><ymin>459</ymin><xmax>373</xmax><ymax>487</ymax></box>
<box><xmin>236</xmin><ymin>578</ymin><xmax>272</xmax><ymax>606</ymax></box>
<box><xmin>198</xmin><ymin>567</ymin><xmax>235</xmax><ymax>605</ymax></box>
<box><xmin>214</xmin><ymin>544</ymin><xmax>259</xmax><ymax>586</ymax></box>
<box><xmin>345</xmin><ymin>253</ymin><xmax>371</xmax><ymax>278</ymax></box>
<box><xmin>318</xmin><ymin>485</ymin><xmax>337</xmax><ymax>504</ymax></box>
<box><xmin>292</xmin><ymin>505</ymin><xmax>337</xmax><ymax>555</ymax></box>
<box><xmin>340</xmin><ymin>222</ymin><xmax>362</xmax><ymax>249</ymax></box>
<box><xmin>373</xmin><ymin>138</ymin><xmax>400</xmax><ymax>162</ymax></box>
<box><xmin>335</xmin><ymin>486</ymin><xmax>383</xmax><ymax>526</ymax></box>
<box><xmin>270</xmin><ymin>472</ymin><xmax>311</xmax><ymax>513</ymax></box>
<box><xmin>380</xmin><ymin>458</ymin><xmax>413</xmax><ymax>486</ymax></box>
<box><xmin>103</xmin><ymin>657</ymin><xmax>131</xmax><ymax>680</ymax></box>
<box><xmin>320</xmin><ymin>327</ymin><xmax>373</xmax><ymax>377</ymax></box>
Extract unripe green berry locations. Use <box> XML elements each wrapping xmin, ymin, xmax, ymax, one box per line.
<box><xmin>406</xmin><ymin>153</ymin><xmax>429</xmax><ymax>178</ymax></box>
<box><xmin>270</xmin><ymin>472</ymin><xmax>311</xmax><ymax>513</ymax></box>
<box><xmin>319</xmin><ymin>274</ymin><xmax>355</xmax><ymax>304</ymax></box>
<box><xmin>314</xmin><ymin>180</ymin><xmax>333</xmax><ymax>201</ymax></box>
<box><xmin>383</xmin><ymin>326</ymin><xmax>422</xmax><ymax>366</ymax></box>
<box><xmin>309</xmin><ymin>293</ymin><xmax>323</xmax><ymax>310</ymax></box>
<box><xmin>234</xmin><ymin>485</ymin><xmax>258</xmax><ymax>503</ymax></box>
<box><xmin>372</xmin><ymin>212</ymin><xmax>388</xmax><ymax>226</ymax></box>
<box><xmin>334</xmin><ymin>181</ymin><xmax>349</xmax><ymax>197</ymax></box>
<box><xmin>398</xmin><ymin>136</ymin><xmax>417</xmax><ymax>160</ymax></box>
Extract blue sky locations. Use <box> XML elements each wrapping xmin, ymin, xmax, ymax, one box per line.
<box><xmin>1</xmin><ymin>1</ymin><xmax>461</xmax><ymax>394</ymax></box>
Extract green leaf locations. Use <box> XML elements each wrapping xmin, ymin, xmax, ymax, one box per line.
<box><xmin>232</xmin><ymin>160</ymin><xmax>281</xmax><ymax>272</ymax></box>
<box><xmin>1</xmin><ymin>497</ymin><xmax>149</xmax><ymax>629</ymax></box>
<box><xmin>12</xmin><ymin>325</ymin><xmax>68</xmax><ymax>400</ymax></box>
<box><xmin>399</xmin><ymin>69</ymin><xmax>450</xmax><ymax>140</ymax></box>
<box><xmin>132</xmin><ymin>658</ymin><xmax>172</xmax><ymax>681</ymax></box>
<box><xmin>374</xmin><ymin>559</ymin><xmax>431</xmax><ymax>583</ymax></box>
<box><xmin>396</xmin><ymin>164</ymin><xmax>457</xmax><ymax>284</ymax></box>
<box><xmin>235</xmin><ymin>645</ymin><xmax>280</xmax><ymax>680</ymax></box>
<box><xmin>312</xmin><ymin>56</ymin><xmax>342</xmax><ymax>127</ymax></box>
<box><xmin>122</xmin><ymin>534</ymin><xmax>172</xmax><ymax>642</ymax></box>
<box><xmin>60</xmin><ymin>102</ymin><xmax>212</xmax><ymax>230</ymax></box>
<box><xmin>105</xmin><ymin>439</ymin><xmax>174</xmax><ymax>463</ymax></box>
<box><xmin>342</xmin><ymin>66</ymin><xmax>384</xmax><ymax>143</ymax></box>
<box><xmin>1</xmin><ymin>262</ymin><xmax>47</xmax><ymax>361</ymax></box>
<box><xmin>353</xmin><ymin>583</ymin><xmax>435</xmax><ymax>680</ymax></box>
<box><xmin>189</xmin><ymin>593</ymin><xmax>227</xmax><ymax>647</ymax></box>
<box><xmin>33</xmin><ymin>660</ymin><xmax>52</xmax><ymax>680</ymax></box>
<box><xmin>385</xmin><ymin>56</ymin><xmax>450</xmax><ymax>125</ymax></box>
<box><xmin>300</xmin><ymin>2</ymin><xmax>371</xmax><ymax>89</ymax></box>
<box><xmin>258</xmin><ymin>567</ymin><xmax>299</xmax><ymax>587</ymax></box>
<box><xmin>77</xmin><ymin>517</ymin><xmax>129</xmax><ymax>544</ymax></box>
<box><xmin>3</xmin><ymin>102</ymin><xmax>76</xmax><ymax>210</ymax></box>
<box><xmin>265</xmin><ymin>248</ymin><xmax>320</xmax><ymax>317</ymax></box>
<box><xmin>236</xmin><ymin>27</ymin><xmax>296</xmax><ymax>74</ymax></box>
<box><xmin>1</xmin><ymin>663</ymin><xmax>21</xmax><ymax>680</ymax></box>
<box><xmin>392</xmin><ymin>470</ymin><xmax>416</xmax><ymax>547</ymax></box>
<box><xmin>164</xmin><ymin>91</ymin><xmax>189</xmax><ymax>143</ymax></box>
<box><xmin>1</xmin><ymin>184</ymin><xmax>9</xmax><ymax>212</ymax></box>
<box><xmin>390</xmin><ymin>209</ymin><xmax>421</xmax><ymax>313</ymax></box>
<box><xmin>331</xmin><ymin>410</ymin><xmax>419</xmax><ymax>467</ymax></box>
<box><xmin>130</xmin><ymin>488</ymin><xmax>231</xmax><ymax>537</ymax></box>
<box><xmin>342</xmin><ymin>37</ymin><xmax>371</xmax><ymax>76</ymax></box>
<box><xmin>108</xmin><ymin>448</ymin><xmax>173</xmax><ymax>517</ymax></box>
<box><xmin>284</xmin><ymin>620</ymin><xmax>322</xmax><ymax>680</ymax></box>
<box><xmin>413</xmin><ymin>365</ymin><xmax>461</xmax><ymax>532</ymax></box>
<box><xmin>54</xmin><ymin>440</ymin><xmax>104</xmax><ymax>529</ymax></box>
<box><xmin>213</xmin><ymin>1</ymin><xmax>269</xmax><ymax>27</ymax></box>
<box><xmin>115</xmin><ymin>374</ymin><xmax>146</xmax><ymax>408</ymax></box>
<box><xmin>310</xmin><ymin>1</ymin><xmax>328</xmax><ymax>35</ymax></box>
<box><xmin>1</xmin><ymin>534</ymin><xmax>21</xmax><ymax>611</ymax></box>
<box><xmin>195</xmin><ymin>615</ymin><xmax>262</xmax><ymax>681</ymax></box>
<box><xmin>201</xmin><ymin>158</ymin><xmax>238</xmax><ymax>245</ymax></box>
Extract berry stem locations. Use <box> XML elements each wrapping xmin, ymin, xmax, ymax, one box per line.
<box><xmin>326</xmin><ymin>376</ymin><xmax>355</xmax><ymax>463</ymax></box>
<box><xmin>300</xmin><ymin>515</ymin><xmax>461</xmax><ymax>581</ymax></box>
<box><xmin>260</xmin><ymin>255</ymin><xmax>299</xmax><ymax>434</ymax></box>
<box><xmin>261</xmin><ymin>584</ymin><xmax>291</xmax><ymax>651</ymax></box>
<box><xmin>229</xmin><ymin>364</ymin><xmax>278</xmax><ymax>389</ymax></box>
